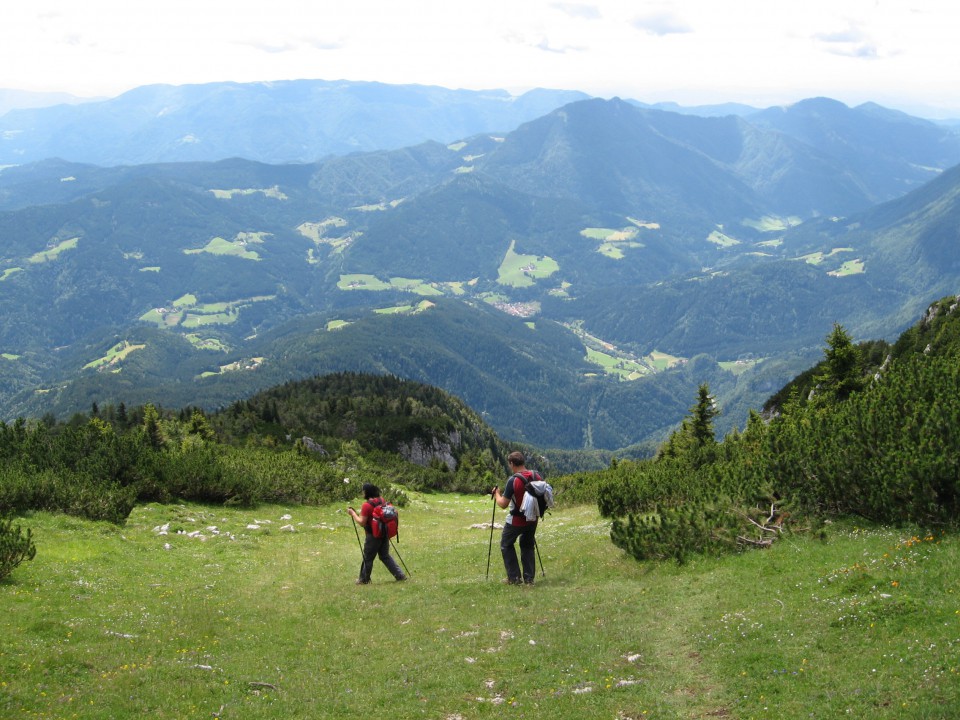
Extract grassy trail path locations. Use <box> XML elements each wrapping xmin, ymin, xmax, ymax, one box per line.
<box><xmin>2</xmin><ymin>494</ymin><xmax>957</xmax><ymax>718</ymax></box>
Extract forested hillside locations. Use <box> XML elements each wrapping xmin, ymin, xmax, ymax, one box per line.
<box><xmin>0</xmin><ymin>372</ymin><xmax>515</xmax><ymax>529</ymax></box>
<box><xmin>561</xmin><ymin>295</ymin><xmax>960</xmax><ymax>561</ymax></box>
<box><xmin>2</xmin><ymin>93</ymin><xmax>959</xmax><ymax>453</ymax></box>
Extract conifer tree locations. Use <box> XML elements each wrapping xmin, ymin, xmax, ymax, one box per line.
<box><xmin>812</xmin><ymin>323</ymin><xmax>863</xmax><ymax>405</ymax></box>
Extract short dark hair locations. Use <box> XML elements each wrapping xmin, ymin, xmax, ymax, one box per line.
<box><xmin>507</xmin><ymin>451</ymin><xmax>525</xmax><ymax>467</ymax></box>
<box><xmin>362</xmin><ymin>483</ymin><xmax>380</xmax><ymax>499</ymax></box>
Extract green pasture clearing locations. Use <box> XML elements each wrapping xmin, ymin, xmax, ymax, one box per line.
<box><xmin>741</xmin><ymin>215</ymin><xmax>803</xmax><ymax>232</ymax></box>
<box><xmin>338</xmin><ymin>275</ymin><xmax>467</xmax><ymax>297</ymax></box>
<box><xmin>139</xmin><ymin>266</ymin><xmax>161</xmax><ymax>273</ymax></box>
<box><xmin>756</xmin><ymin>238</ymin><xmax>784</xmax><ymax>248</ymax></box>
<box><xmin>647</xmin><ymin>350</ymin><xmax>684</xmax><ymax>371</ymax></box>
<box><xmin>454</xmin><ymin>166</ymin><xmax>475</xmax><ymax>174</ymax></box>
<box><xmin>141</xmin><ymin>295</ymin><xmax>275</xmax><ymax>329</ymax></box>
<box><xmin>1</xmin><ymin>267</ymin><xmax>23</xmax><ymax>280</ymax></box>
<box><xmin>297</xmin><ymin>219</ymin><xmax>357</xmax><ymax>255</ymax></box>
<box><xmin>497</xmin><ymin>240</ymin><xmax>559</xmax><ymax>288</ymax></box>
<box><xmin>296</xmin><ymin>218</ymin><xmax>348</xmax><ymax>242</ymax></box>
<box><xmin>626</xmin><ymin>217</ymin><xmax>661</xmax><ymax>230</ymax></box>
<box><xmin>184</xmin><ymin>335</ymin><xmax>230</xmax><ymax>352</ymax></box>
<box><xmin>374</xmin><ymin>300</ymin><xmax>435</xmax><ymax>315</ymax></box>
<box><xmin>719</xmin><ymin>357</ymin><xmax>765</xmax><ymax>375</ymax></box>
<box><xmin>447</xmin><ymin>141</ymin><xmax>468</xmax><ymax>151</ymax></box>
<box><xmin>580</xmin><ymin>227</ymin><xmax>640</xmax><ymax>242</ymax></box>
<box><xmin>27</xmin><ymin>237</ymin><xmax>78</xmax><ymax>264</ymax></box>
<box><xmin>338</xmin><ymin>274</ymin><xmax>392</xmax><ymax>291</ymax></box>
<box><xmin>706</xmin><ymin>230</ymin><xmax>740</xmax><ymax>248</ymax></box>
<box><xmin>797</xmin><ymin>247</ymin><xmax>854</xmax><ymax>265</ymax></box>
<box><xmin>326</xmin><ymin>320</ymin><xmax>352</xmax><ymax>331</ymax></box>
<box><xmin>829</xmin><ymin>259</ymin><xmax>866</xmax><ymax>276</ymax></box>
<box><xmin>83</xmin><ymin>341</ymin><xmax>146</xmax><ymax>371</ymax></box>
<box><xmin>1</xmin><ymin>352</ymin><xmax>20</xmax><ymax>360</ymax></box>
<box><xmin>208</xmin><ymin>186</ymin><xmax>288</xmax><ymax>200</ymax></box>
<box><xmin>549</xmin><ymin>281</ymin><xmax>573</xmax><ymax>298</ymax></box>
<box><xmin>184</xmin><ymin>234</ymin><xmax>266</xmax><ymax>261</ymax></box>
<box><xmin>585</xmin><ymin>347</ymin><xmax>652</xmax><ymax>380</ymax></box>
<box><xmin>3</xmin><ymin>499</ymin><xmax>957</xmax><ymax>719</ymax></box>
<box><xmin>388</xmin><ymin>278</ymin><xmax>444</xmax><ymax>296</ymax></box>
<box><xmin>351</xmin><ymin>199</ymin><xmax>404</xmax><ymax>212</ymax></box>
<box><xmin>198</xmin><ymin>357</ymin><xmax>264</xmax><ymax>378</ymax></box>
<box><xmin>581</xmin><ymin>226</ymin><xmax>645</xmax><ymax>259</ymax></box>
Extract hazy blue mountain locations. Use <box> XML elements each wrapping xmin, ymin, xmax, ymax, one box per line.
<box><xmin>629</xmin><ymin>99</ymin><xmax>760</xmax><ymax>117</ymax></box>
<box><xmin>0</xmin><ymin>88</ymin><xmax>99</xmax><ymax>116</ymax></box>
<box><xmin>0</xmin><ymin>79</ymin><xmax>589</xmax><ymax>166</ymax></box>
<box><xmin>749</xmin><ymin>97</ymin><xmax>960</xmax><ymax>205</ymax></box>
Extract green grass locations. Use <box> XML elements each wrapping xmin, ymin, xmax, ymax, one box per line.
<box><xmin>585</xmin><ymin>347</ymin><xmax>652</xmax><ymax>380</ymax></box>
<box><xmin>497</xmin><ymin>240</ymin><xmax>559</xmax><ymax>288</ymax></box>
<box><xmin>184</xmin><ymin>236</ymin><xmax>263</xmax><ymax>261</ymax></box>
<box><xmin>829</xmin><ymin>259</ymin><xmax>866</xmax><ymax>277</ymax></box>
<box><xmin>706</xmin><ymin>230</ymin><xmax>740</xmax><ymax>248</ymax></box>
<box><xmin>27</xmin><ymin>238</ymin><xmax>79</xmax><ymax>264</ymax></box>
<box><xmin>141</xmin><ymin>295</ymin><xmax>275</xmax><ymax>329</ymax></box>
<box><xmin>741</xmin><ymin>215</ymin><xmax>803</xmax><ymax>232</ymax></box>
<box><xmin>83</xmin><ymin>341</ymin><xmax>146</xmax><ymax>370</ymax></box>
<box><xmin>209</xmin><ymin>187</ymin><xmax>288</xmax><ymax>200</ymax></box>
<box><xmin>2</xmin><ymin>498</ymin><xmax>958</xmax><ymax>719</ymax></box>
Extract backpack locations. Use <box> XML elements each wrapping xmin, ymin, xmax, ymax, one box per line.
<box><xmin>511</xmin><ymin>472</ymin><xmax>554</xmax><ymax>521</ymax></box>
<box><xmin>369</xmin><ymin>497</ymin><xmax>399</xmax><ymax>541</ymax></box>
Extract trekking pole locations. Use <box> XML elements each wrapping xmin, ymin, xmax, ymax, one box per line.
<box><xmin>534</xmin><ymin>538</ymin><xmax>545</xmax><ymax>578</ymax></box>
<box><xmin>351</xmin><ymin>511</ymin><xmax>365</xmax><ymax>578</ymax></box>
<box><xmin>485</xmin><ymin>492</ymin><xmax>497</xmax><ymax>579</ymax></box>
<box><xmin>390</xmin><ymin>538</ymin><xmax>410</xmax><ymax>577</ymax></box>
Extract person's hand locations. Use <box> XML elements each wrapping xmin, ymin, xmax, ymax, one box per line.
<box><xmin>490</xmin><ymin>486</ymin><xmax>498</xmax><ymax>497</ymax></box>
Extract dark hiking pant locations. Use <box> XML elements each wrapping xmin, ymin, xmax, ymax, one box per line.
<box><xmin>500</xmin><ymin>521</ymin><xmax>537</xmax><ymax>584</ymax></box>
<box><xmin>359</xmin><ymin>532</ymin><xmax>405</xmax><ymax>583</ymax></box>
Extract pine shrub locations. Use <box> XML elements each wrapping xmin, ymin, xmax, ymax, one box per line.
<box><xmin>0</xmin><ymin>518</ymin><xmax>36</xmax><ymax>580</ymax></box>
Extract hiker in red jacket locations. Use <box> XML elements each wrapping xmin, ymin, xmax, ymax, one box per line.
<box><xmin>348</xmin><ymin>483</ymin><xmax>406</xmax><ymax>584</ymax></box>
<box><xmin>492</xmin><ymin>451</ymin><xmax>540</xmax><ymax>585</ymax></box>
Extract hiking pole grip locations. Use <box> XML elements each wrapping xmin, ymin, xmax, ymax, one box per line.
<box><xmin>350</xmin><ymin>510</ymin><xmax>364</xmax><ymax>553</ymax></box>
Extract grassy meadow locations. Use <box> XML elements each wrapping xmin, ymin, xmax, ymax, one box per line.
<box><xmin>2</xmin><ymin>495</ymin><xmax>958</xmax><ymax>719</ymax></box>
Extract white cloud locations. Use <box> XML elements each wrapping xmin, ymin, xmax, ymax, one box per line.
<box><xmin>0</xmin><ymin>0</ymin><xmax>958</xmax><ymax>116</ymax></box>
<box><xmin>630</xmin><ymin>11</ymin><xmax>693</xmax><ymax>36</ymax></box>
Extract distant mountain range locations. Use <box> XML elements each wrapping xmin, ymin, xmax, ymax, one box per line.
<box><xmin>1</xmin><ymin>80</ymin><xmax>959</xmax><ymax>452</ymax></box>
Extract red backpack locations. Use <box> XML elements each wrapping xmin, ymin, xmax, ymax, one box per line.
<box><xmin>369</xmin><ymin>497</ymin><xmax>399</xmax><ymax>540</ymax></box>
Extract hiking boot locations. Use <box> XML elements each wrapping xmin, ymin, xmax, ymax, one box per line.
<box><xmin>355</xmin><ymin>579</ymin><xmax>370</xmax><ymax>585</ymax></box>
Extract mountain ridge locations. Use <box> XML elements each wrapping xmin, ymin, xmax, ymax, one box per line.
<box><xmin>2</xmin><ymin>90</ymin><xmax>960</xmax><ymax>451</ymax></box>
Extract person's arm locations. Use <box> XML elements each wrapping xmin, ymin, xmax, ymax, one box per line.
<box><xmin>348</xmin><ymin>504</ymin><xmax>370</xmax><ymax>527</ymax></box>
<box><xmin>493</xmin><ymin>476</ymin><xmax>516</xmax><ymax>509</ymax></box>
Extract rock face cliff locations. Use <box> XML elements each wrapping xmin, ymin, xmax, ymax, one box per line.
<box><xmin>398</xmin><ymin>430</ymin><xmax>462</xmax><ymax>471</ymax></box>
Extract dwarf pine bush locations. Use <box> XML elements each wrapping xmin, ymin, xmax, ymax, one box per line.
<box><xmin>0</xmin><ymin>518</ymin><xmax>36</xmax><ymax>580</ymax></box>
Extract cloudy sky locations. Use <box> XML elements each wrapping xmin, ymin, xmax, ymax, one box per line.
<box><xmin>3</xmin><ymin>0</ymin><xmax>958</xmax><ymax>117</ymax></box>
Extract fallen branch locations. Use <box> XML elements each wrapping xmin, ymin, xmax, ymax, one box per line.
<box><xmin>735</xmin><ymin>503</ymin><xmax>788</xmax><ymax>548</ymax></box>
<box><xmin>249</xmin><ymin>681</ymin><xmax>280</xmax><ymax>691</ymax></box>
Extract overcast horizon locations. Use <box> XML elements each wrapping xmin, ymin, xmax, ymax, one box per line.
<box><xmin>3</xmin><ymin>0</ymin><xmax>959</xmax><ymax>119</ymax></box>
